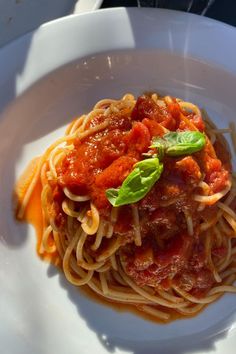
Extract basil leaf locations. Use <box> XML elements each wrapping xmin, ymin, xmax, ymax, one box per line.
<box><xmin>164</xmin><ymin>131</ymin><xmax>206</xmax><ymax>156</ymax></box>
<box><xmin>151</xmin><ymin>131</ymin><xmax>206</xmax><ymax>157</ymax></box>
<box><xmin>106</xmin><ymin>157</ymin><xmax>163</xmax><ymax>207</ymax></box>
<box><xmin>150</xmin><ymin>137</ymin><xmax>166</xmax><ymax>160</ymax></box>
<box><xmin>105</xmin><ymin>188</ymin><xmax>119</xmax><ymax>206</ymax></box>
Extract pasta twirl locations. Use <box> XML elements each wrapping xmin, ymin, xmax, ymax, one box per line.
<box><xmin>15</xmin><ymin>93</ymin><xmax>236</xmax><ymax>323</ymax></box>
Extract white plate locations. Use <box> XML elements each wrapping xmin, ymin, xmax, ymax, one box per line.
<box><xmin>0</xmin><ymin>8</ymin><xmax>236</xmax><ymax>354</ymax></box>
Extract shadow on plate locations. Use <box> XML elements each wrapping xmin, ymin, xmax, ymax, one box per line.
<box><xmin>47</xmin><ymin>262</ymin><xmax>236</xmax><ymax>354</ymax></box>
<box><xmin>0</xmin><ymin>39</ymin><xmax>92</xmax><ymax>248</ymax></box>
<box><xmin>0</xmin><ymin>32</ymin><xmax>34</xmax><ymax>248</ymax></box>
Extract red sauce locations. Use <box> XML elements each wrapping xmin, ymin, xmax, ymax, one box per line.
<box><xmin>58</xmin><ymin>119</ymin><xmax>151</xmax><ymax>213</ymax></box>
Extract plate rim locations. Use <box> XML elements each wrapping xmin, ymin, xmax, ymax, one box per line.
<box><xmin>1</xmin><ymin>7</ymin><xmax>236</xmax><ymax>53</ymax></box>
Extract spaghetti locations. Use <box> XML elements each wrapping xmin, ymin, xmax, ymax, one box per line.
<box><xmin>15</xmin><ymin>93</ymin><xmax>236</xmax><ymax>322</ymax></box>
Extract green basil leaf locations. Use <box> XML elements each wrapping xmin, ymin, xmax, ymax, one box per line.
<box><xmin>106</xmin><ymin>157</ymin><xmax>163</xmax><ymax>207</ymax></box>
<box><xmin>150</xmin><ymin>131</ymin><xmax>206</xmax><ymax>157</ymax></box>
<box><xmin>150</xmin><ymin>137</ymin><xmax>166</xmax><ymax>149</ymax></box>
<box><xmin>105</xmin><ymin>188</ymin><xmax>119</xmax><ymax>206</ymax></box>
<box><xmin>164</xmin><ymin>131</ymin><xmax>206</xmax><ymax>156</ymax></box>
<box><xmin>149</xmin><ymin>137</ymin><xmax>166</xmax><ymax>160</ymax></box>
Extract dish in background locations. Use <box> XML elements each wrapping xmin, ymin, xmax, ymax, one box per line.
<box><xmin>0</xmin><ymin>0</ymin><xmax>102</xmax><ymax>48</ymax></box>
<box><xmin>74</xmin><ymin>0</ymin><xmax>103</xmax><ymax>13</ymax></box>
<box><xmin>0</xmin><ymin>8</ymin><xmax>236</xmax><ymax>354</ymax></box>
